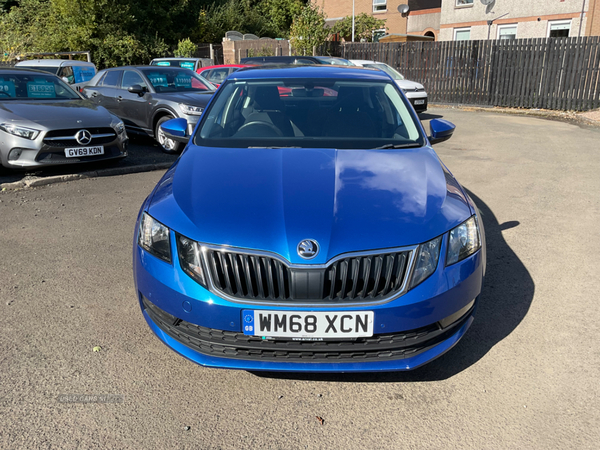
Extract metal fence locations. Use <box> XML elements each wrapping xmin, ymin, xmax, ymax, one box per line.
<box><xmin>327</xmin><ymin>37</ymin><xmax>600</xmax><ymax>111</ymax></box>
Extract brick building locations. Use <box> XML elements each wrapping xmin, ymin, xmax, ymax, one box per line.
<box><xmin>439</xmin><ymin>0</ymin><xmax>600</xmax><ymax>41</ymax></box>
<box><xmin>312</xmin><ymin>0</ymin><xmax>600</xmax><ymax>41</ymax></box>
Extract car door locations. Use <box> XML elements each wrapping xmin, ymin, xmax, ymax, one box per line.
<box><xmin>85</xmin><ymin>70</ymin><xmax>123</xmax><ymax>114</ymax></box>
<box><xmin>116</xmin><ymin>69</ymin><xmax>151</xmax><ymax>133</ymax></box>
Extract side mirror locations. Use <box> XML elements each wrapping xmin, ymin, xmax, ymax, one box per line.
<box><xmin>160</xmin><ymin>118</ymin><xmax>189</xmax><ymax>143</ymax></box>
<box><xmin>128</xmin><ymin>84</ymin><xmax>146</xmax><ymax>96</ymax></box>
<box><xmin>429</xmin><ymin>119</ymin><xmax>455</xmax><ymax>145</ymax></box>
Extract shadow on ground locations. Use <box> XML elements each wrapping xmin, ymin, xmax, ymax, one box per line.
<box><xmin>252</xmin><ymin>190</ymin><xmax>534</xmax><ymax>382</ymax></box>
<box><xmin>418</xmin><ymin>112</ymin><xmax>444</xmax><ymax>121</ymax></box>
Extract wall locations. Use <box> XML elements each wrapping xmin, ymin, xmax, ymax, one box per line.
<box><xmin>314</xmin><ymin>0</ymin><xmax>408</xmax><ymax>36</ymax></box>
<box><xmin>587</xmin><ymin>0</ymin><xmax>600</xmax><ymax>35</ymax></box>
<box><xmin>439</xmin><ymin>0</ymin><xmax>589</xmax><ymax>40</ymax></box>
<box><xmin>407</xmin><ymin>10</ymin><xmax>442</xmax><ymax>37</ymax></box>
<box><xmin>223</xmin><ymin>40</ymin><xmax>290</xmax><ymax>64</ymax></box>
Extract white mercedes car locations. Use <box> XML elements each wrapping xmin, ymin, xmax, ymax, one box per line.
<box><xmin>350</xmin><ymin>60</ymin><xmax>428</xmax><ymax>113</ymax></box>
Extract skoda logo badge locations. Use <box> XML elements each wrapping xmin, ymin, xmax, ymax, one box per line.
<box><xmin>75</xmin><ymin>129</ymin><xmax>92</xmax><ymax>145</ymax></box>
<box><xmin>297</xmin><ymin>239</ymin><xmax>319</xmax><ymax>259</ymax></box>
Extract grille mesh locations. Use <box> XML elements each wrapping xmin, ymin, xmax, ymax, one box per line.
<box><xmin>204</xmin><ymin>249</ymin><xmax>410</xmax><ymax>303</ymax></box>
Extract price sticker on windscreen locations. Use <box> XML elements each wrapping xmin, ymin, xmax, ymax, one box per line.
<box><xmin>0</xmin><ymin>80</ymin><xmax>16</xmax><ymax>97</ymax></box>
<box><xmin>27</xmin><ymin>81</ymin><xmax>55</xmax><ymax>98</ymax></box>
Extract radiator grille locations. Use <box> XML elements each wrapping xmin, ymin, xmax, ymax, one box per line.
<box><xmin>204</xmin><ymin>248</ymin><xmax>411</xmax><ymax>304</ymax></box>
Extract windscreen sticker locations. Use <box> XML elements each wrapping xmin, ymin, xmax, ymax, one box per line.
<box><xmin>147</xmin><ymin>73</ymin><xmax>168</xmax><ymax>87</ymax></box>
<box><xmin>72</xmin><ymin>66</ymin><xmax>96</xmax><ymax>83</ymax></box>
<box><xmin>174</xmin><ymin>74</ymin><xmax>192</xmax><ymax>88</ymax></box>
<box><xmin>27</xmin><ymin>81</ymin><xmax>55</xmax><ymax>98</ymax></box>
<box><xmin>0</xmin><ymin>80</ymin><xmax>16</xmax><ymax>97</ymax></box>
<box><xmin>156</xmin><ymin>61</ymin><xmax>171</xmax><ymax>66</ymax></box>
<box><xmin>180</xmin><ymin>62</ymin><xmax>195</xmax><ymax>70</ymax></box>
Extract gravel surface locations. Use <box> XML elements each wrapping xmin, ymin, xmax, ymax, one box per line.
<box><xmin>1</xmin><ymin>108</ymin><xmax>599</xmax><ymax>449</ymax></box>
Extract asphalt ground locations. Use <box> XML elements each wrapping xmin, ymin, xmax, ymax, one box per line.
<box><xmin>0</xmin><ymin>134</ymin><xmax>178</xmax><ymax>186</ymax></box>
<box><xmin>1</xmin><ymin>108</ymin><xmax>599</xmax><ymax>449</ymax></box>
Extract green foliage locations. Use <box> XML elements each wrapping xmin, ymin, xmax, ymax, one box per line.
<box><xmin>257</xmin><ymin>0</ymin><xmax>304</xmax><ymax>38</ymax></box>
<box><xmin>331</xmin><ymin>13</ymin><xmax>387</xmax><ymax>42</ymax></box>
<box><xmin>289</xmin><ymin>2</ymin><xmax>329</xmax><ymax>56</ymax></box>
<box><xmin>175</xmin><ymin>38</ymin><xmax>197</xmax><ymax>58</ymax></box>
<box><xmin>247</xmin><ymin>45</ymin><xmax>275</xmax><ymax>58</ymax></box>
<box><xmin>0</xmin><ymin>0</ymin><xmax>310</xmax><ymax>66</ymax></box>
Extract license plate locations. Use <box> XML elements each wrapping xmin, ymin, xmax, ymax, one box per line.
<box><xmin>242</xmin><ymin>310</ymin><xmax>374</xmax><ymax>339</ymax></box>
<box><xmin>414</xmin><ymin>99</ymin><xmax>425</xmax><ymax>105</ymax></box>
<box><xmin>64</xmin><ymin>146</ymin><xmax>104</xmax><ymax>158</ymax></box>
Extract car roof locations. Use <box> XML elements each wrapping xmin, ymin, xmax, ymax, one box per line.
<box><xmin>0</xmin><ymin>67</ymin><xmax>61</xmax><ymax>75</ymax></box>
<box><xmin>230</xmin><ymin>65</ymin><xmax>391</xmax><ymax>81</ymax></box>
<box><xmin>15</xmin><ymin>59</ymin><xmax>95</xmax><ymax>67</ymax></box>
<box><xmin>349</xmin><ymin>60</ymin><xmax>380</xmax><ymax>66</ymax></box>
<box><xmin>101</xmin><ymin>65</ymin><xmax>194</xmax><ymax>71</ymax></box>
<box><xmin>241</xmin><ymin>56</ymin><xmax>321</xmax><ymax>62</ymax></box>
<box><xmin>199</xmin><ymin>64</ymin><xmax>251</xmax><ymax>71</ymax></box>
<box><xmin>150</xmin><ymin>57</ymin><xmax>204</xmax><ymax>61</ymax></box>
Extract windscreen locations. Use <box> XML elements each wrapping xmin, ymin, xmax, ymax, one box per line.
<box><xmin>140</xmin><ymin>68</ymin><xmax>214</xmax><ymax>92</ymax></box>
<box><xmin>0</xmin><ymin>73</ymin><xmax>81</xmax><ymax>100</ymax></box>
<box><xmin>17</xmin><ymin>66</ymin><xmax>60</xmax><ymax>75</ymax></box>
<box><xmin>364</xmin><ymin>64</ymin><xmax>405</xmax><ymax>81</ymax></box>
<box><xmin>151</xmin><ymin>59</ymin><xmax>197</xmax><ymax>70</ymax></box>
<box><xmin>195</xmin><ymin>78</ymin><xmax>424</xmax><ymax>149</ymax></box>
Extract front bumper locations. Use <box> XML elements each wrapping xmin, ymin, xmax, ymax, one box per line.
<box><xmin>0</xmin><ymin>131</ymin><xmax>128</xmax><ymax>169</ymax></box>
<box><xmin>133</xmin><ymin>231</ymin><xmax>484</xmax><ymax>372</ymax></box>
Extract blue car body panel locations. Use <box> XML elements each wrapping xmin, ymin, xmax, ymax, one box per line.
<box><xmin>133</xmin><ymin>66</ymin><xmax>485</xmax><ymax>372</ymax></box>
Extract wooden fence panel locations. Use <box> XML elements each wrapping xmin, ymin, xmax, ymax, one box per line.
<box><xmin>334</xmin><ymin>36</ymin><xmax>600</xmax><ymax>111</ymax></box>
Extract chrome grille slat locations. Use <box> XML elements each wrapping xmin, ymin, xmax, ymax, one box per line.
<box><xmin>203</xmin><ymin>247</ymin><xmax>414</xmax><ymax>304</ymax></box>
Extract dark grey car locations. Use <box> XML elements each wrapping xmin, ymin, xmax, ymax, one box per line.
<box><xmin>82</xmin><ymin>66</ymin><xmax>215</xmax><ymax>153</ymax></box>
<box><xmin>0</xmin><ymin>68</ymin><xmax>128</xmax><ymax>170</ymax></box>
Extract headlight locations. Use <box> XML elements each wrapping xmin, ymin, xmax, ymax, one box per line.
<box><xmin>0</xmin><ymin>123</ymin><xmax>40</xmax><ymax>140</ymax></box>
<box><xmin>114</xmin><ymin>121</ymin><xmax>125</xmax><ymax>134</ymax></box>
<box><xmin>446</xmin><ymin>216</ymin><xmax>481</xmax><ymax>265</ymax></box>
<box><xmin>138</xmin><ymin>213</ymin><xmax>171</xmax><ymax>263</ymax></box>
<box><xmin>179</xmin><ymin>104</ymin><xmax>204</xmax><ymax>116</ymax></box>
<box><xmin>176</xmin><ymin>235</ymin><xmax>207</xmax><ymax>288</ymax></box>
<box><xmin>409</xmin><ymin>236</ymin><xmax>442</xmax><ymax>289</ymax></box>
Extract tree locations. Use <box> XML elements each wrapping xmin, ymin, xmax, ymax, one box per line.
<box><xmin>331</xmin><ymin>13</ymin><xmax>387</xmax><ymax>42</ymax></box>
<box><xmin>175</xmin><ymin>38</ymin><xmax>197</xmax><ymax>57</ymax></box>
<box><xmin>258</xmin><ymin>0</ymin><xmax>304</xmax><ymax>38</ymax></box>
<box><xmin>289</xmin><ymin>2</ymin><xmax>329</xmax><ymax>56</ymax></box>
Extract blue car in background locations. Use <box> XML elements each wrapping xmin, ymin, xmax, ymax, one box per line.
<box><xmin>133</xmin><ymin>65</ymin><xmax>486</xmax><ymax>372</ymax></box>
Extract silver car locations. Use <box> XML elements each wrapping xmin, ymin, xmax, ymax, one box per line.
<box><xmin>0</xmin><ymin>68</ymin><xmax>128</xmax><ymax>170</ymax></box>
<box><xmin>350</xmin><ymin>60</ymin><xmax>428</xmax><ymax>113</ymax></box>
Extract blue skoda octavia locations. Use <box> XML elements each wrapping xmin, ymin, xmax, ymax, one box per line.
<box><xmin>133</xmin><ymin>65</ymin><xmax>486</xmax><ymax>372</ymax></box>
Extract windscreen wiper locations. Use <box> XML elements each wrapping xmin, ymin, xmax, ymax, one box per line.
<box><xmin>373</xmin><ymin>143</ymin><xmax>422</xmax><ymax>149</ymax></box>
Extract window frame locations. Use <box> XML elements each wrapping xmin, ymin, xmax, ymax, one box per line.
<box><xmin>547</xmin><ymin>19</ymin><xmax>571</xmax><ymax>38</ymax></box>
<box><xmin>120</xmin><ymin>70</ymin><xmax>147</xmax><ymax>90</ymax></box>
<box><xmin>455</xmin><ymin>0</ymin><xmax>474</xmax><ymax>7</ymax></box>
<box><xmin>373</xmin><ymin>0</ymin><xmax>386</xmax><ymax>13</ymax></box>
<box><xmin>454</xmin><ymin>27</ymin><xmax>471</xmax><ymax>41</ymax></box>
<box><xmin>497</xmin><ymin>24</ymin><xmax>517</xmax><ymax>40</ymax></box>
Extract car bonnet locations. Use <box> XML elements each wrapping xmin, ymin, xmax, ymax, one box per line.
<box><xmin>147</xmin><ymin>146</ymin><xmax>472</xmax><ymax>265</ymax></box>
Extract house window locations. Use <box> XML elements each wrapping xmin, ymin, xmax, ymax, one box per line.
<box><xmin>454</xmin><ymin>28</ymin><xmax>471</xmax><ymax>41</ymax></box>
<box><xmin>456</xmin><ymin>0</ymin><xmax>474</xmax><ymax>6</ymax></box>
<box><xmin>498</xmin><ymin>24</ymin><xmax>517</xmax><ymax>40</ymax></box>
<box><xmin>548</xmin><ymin>20</ymin><xmax>571</xmax><ymax>38</ymax></box>
<box><xmin>373</xmin><ymin>0</ymin><xmax>386</xmax><ymax>12</ymax></box>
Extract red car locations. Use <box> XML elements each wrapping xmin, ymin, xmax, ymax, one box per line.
<box><xmin>197</xmin><ymin>64</ymin><xmax>252</xmax><ymax>87</ymax></box>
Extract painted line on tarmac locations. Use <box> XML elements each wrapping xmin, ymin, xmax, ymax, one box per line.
<box><xmin>0</xmin><ymin>162</ymin><xmax>173</xmax><ymax>191</ymax></box>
